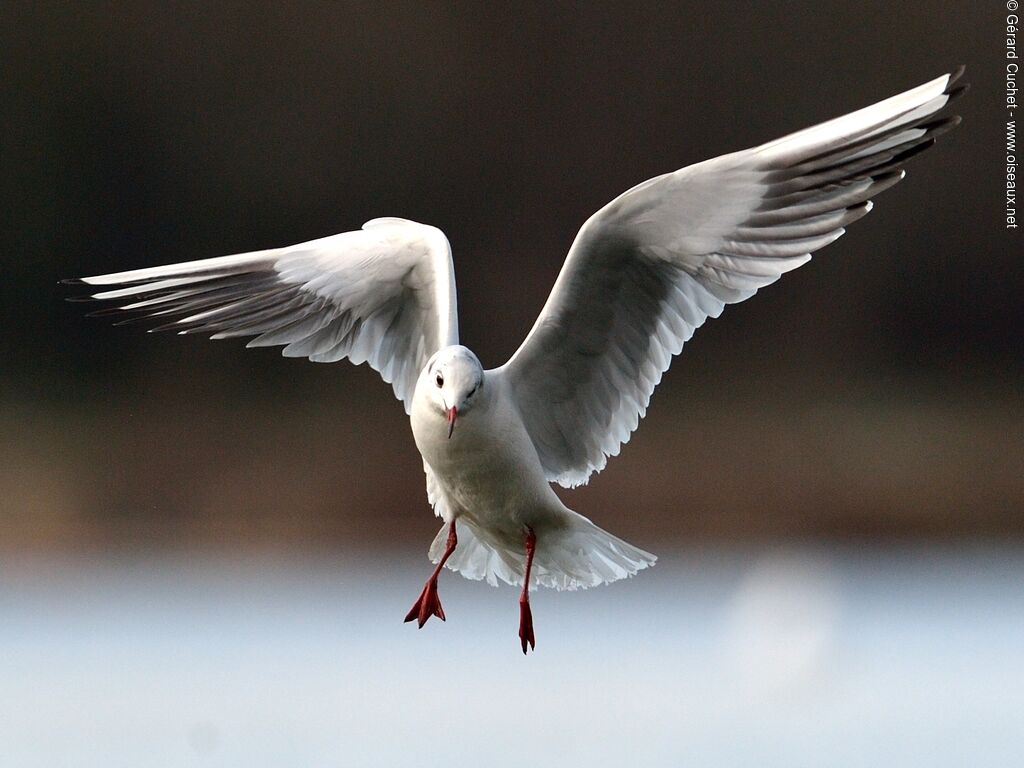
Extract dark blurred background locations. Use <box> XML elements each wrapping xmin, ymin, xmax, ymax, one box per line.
<box><xmin>2</xmin><ymin>1</ymin><xmax>1020</xmax><ymax>554</ymax></box>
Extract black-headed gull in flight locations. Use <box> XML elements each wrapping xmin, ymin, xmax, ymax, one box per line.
<box><xmin>71</xmin><ymin>68</ymin><xmax>964</xmax><ymax>653</ymax></box>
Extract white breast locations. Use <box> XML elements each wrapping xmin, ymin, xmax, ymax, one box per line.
<box><xmin>410</xmin><ymin>374</ymin><xmax>569</xmax><ymax>540</ymax></box>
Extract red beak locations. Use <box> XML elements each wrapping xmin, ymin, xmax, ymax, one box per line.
<box><xmin>446</xmin><ymin>405</ymin><xmax>458</xmax><ymax>439</ymax></box>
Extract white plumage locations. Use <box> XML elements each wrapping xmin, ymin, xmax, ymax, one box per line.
<box><xmin>72</xmin><ymin>69</ymin><xmax>965</xmax><ymax>651</ymax></box>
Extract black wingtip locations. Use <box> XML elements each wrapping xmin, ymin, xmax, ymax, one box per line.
<box><xmin>85</xmin><ymin>306</ymin><xmax>126</xmax><ymax>318</ymax></box>
<box><xmin>946</xmin><ymin>65</ymin><xmax>967</xmax><ymax>89</ymax></box>
<box><xmin>946</xmin><ymin>83</ymin><xmax>969</xmax><ymax>102</ymax></box>
<box><xmin>62</xmin><ymin>277</ymin><xmax>96</xmax><ymax>304</ymax></box>
<box><xmin>917</xmin><ymin>115</ymin><xmax>962</xmax><ymax>135</ymax></box>
<box><xmin>944</xmin><ymin>66</ymin><xmax>969</xmax><ymax>105</ymax></box>
<box><xmin>921</xmin><ymin>115</ymin><xmax>963</xmax><ymax>145</ymax></box>
<box><xmin>112</xmin><ymin>314</ymin><xmax>164</xmax><ymax>327</ymax></box>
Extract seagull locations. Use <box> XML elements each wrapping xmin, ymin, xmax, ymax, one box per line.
<box><xmin>70</xmin><ymin>68</ymin><xmax>964</xmax><ymax>653</ymax></box>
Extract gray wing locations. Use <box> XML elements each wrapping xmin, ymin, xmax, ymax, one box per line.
<box><xmin>497</xmin><ymin>68</ymin><xmax>965</xmax><ymax>488</ymax></box>
<box><xmin>74</xmin><ymin>217</ymin><xmax>458</xmax><ymax>413</ymax></box>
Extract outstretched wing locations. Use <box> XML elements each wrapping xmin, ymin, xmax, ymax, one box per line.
<box><xmin>498</xmin><ymin>68</ymin><xmax>966</xmax><ymax>488</ymax></box>
<box><xmin>72</xmin><ymin>217</ymin><xmax>458</xmax><ymax>413</ymax></box>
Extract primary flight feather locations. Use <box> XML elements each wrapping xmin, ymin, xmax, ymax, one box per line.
<box><xmin>72</xmin><ymin>68</ymin><xmax>965</xmax><ymax>653</ymax></box>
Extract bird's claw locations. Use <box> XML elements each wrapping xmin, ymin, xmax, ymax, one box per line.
<box><xmin>519</xmin><ymin>598</ymin><xmax>535</xmax><ymax>654</ymax></box>
<box><xmin>404</xmin><ymin>578</ymin><xmax>445</xmax><ymax>628</ymax></box>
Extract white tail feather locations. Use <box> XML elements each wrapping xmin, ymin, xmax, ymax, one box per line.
<box><xmin>429</xmin><ymin>514</ymin><xmax>656</xmax><ymax>592</ymax></box>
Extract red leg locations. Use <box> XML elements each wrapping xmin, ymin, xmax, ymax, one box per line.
<box><xmin>404</xmin><ymin>521</ymin><xmax>458</xmax><ymax>628</ymax></box>
<box><xmin>518</xmin><ymin>526</ymin><xmax>537</xmax><ymax>654</ymax></box>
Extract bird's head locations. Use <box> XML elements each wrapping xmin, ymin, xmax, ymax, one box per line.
<box><xmin>423</xmin><ymin>345</ymin><xmax>485</xmax><ymax>438</ymax></box>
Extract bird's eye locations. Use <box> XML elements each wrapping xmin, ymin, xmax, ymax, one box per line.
<box><xmin>435</xmin><ymin>372</ymin><xmax>444</xmax><ymax>388</ymax></box>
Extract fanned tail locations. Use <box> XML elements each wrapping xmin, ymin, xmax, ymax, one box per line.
<box><xmin>428</xmin><ymin>513</ymin><xmax>656</xmax><ymax>592</ymax></box>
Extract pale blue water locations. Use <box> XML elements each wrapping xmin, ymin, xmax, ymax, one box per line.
<box><xmin>1</xmin><ymin>547</ymin><xmax>1021</xmax><ymax>767</ymax></box>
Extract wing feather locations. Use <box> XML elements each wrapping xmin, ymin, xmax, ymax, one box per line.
<box><xmin>498</xmin><ymin>68</ymin><xmax>965</xmax><ymax>488</ymax></box>
<box><xmin>73</xmin><ymin>218</ymin><xmax>458</xmax><ymax>412</ymax></box>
